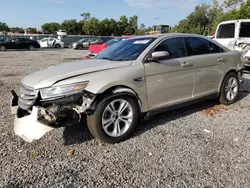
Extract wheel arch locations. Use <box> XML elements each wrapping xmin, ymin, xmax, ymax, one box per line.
<box><xmin>90</xmin><ymin>85</ymin><xmax>143</xmax><ymax>115</ymax></box>
<box><xmin>218</xmin><ymin>69</ymin><xmax>237</xmax><ymax>93</ymax></box>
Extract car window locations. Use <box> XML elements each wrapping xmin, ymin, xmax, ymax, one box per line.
<box><xmin>153</xmin><ymin>37</ymin><xmax>186</xmax><ymax>59</ymax></box>
<box><xmin>49</xmin><ymin>38</ymin><xmax>55</xmax><ymax>41</ymax></box>
<box><xmin>208</xmin><ymin>41</ymin><xmax>224</xmax><ymax>53</ymax></box>
<box><xmin>40</xmin><ymin>38</ymin><xmax>47</xmax><ymax>42</ymax></box>
<box><xmin>80</xmin><ymin>38</ymin><xmax>89</xmax><ymax>42</ymax></box>
<box><xmin>10</xmin><ymin>38</ymin><xmax>19</xmax><ymax>42</ymax></box>
<box><xmin>184</xmin><ymin>37</ymin><xmax>210</xmax><ymax>56</ymax></box>
<box><xmin>91</xmin><ymin>38</ymin><xmax>98</xmax><ymax>42</ymax></box>
<box><xmin>239</xmin><ymin>22</ymin><xmax>250</xmax><ymax>37</ymax></box>
<box><xmin>217</xmin><ymin>23</ymin><xmax>235</xmax><ymax>38</ymax></box>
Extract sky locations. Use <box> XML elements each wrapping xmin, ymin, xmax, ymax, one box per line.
<box><xmin>0</xmin><ymin>0</ymin><xmax>214</xmax><ymax>29</ymax></box>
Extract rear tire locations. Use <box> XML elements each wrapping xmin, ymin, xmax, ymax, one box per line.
<box><xmin>87</xmin><ymin>95</ymin><xmax>139</xmax><ymax>143</ymax></box>
<box><xmin>0</xmin><ymin>46</ymin><xmax>6</xmax><ymax>51</ymax></box>
<box><xmin>55</xmin><ymin>44</ymin><xmax>61</xmax><ymax>48</ymax></box>
<box><xmin>219</xmin><ymin>72</ymin><xmax>239</xmax><ymax>105</ymax></box>
<box><xmin>28</xmin><ymin>45</ymin><xmax>35</xmax><ymax>51</ymax></box>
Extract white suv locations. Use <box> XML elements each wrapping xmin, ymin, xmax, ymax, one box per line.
<box><xmin>57</xmin><ymin>30</ymin><xmax>67</xmax><ymax>36</ymax></box>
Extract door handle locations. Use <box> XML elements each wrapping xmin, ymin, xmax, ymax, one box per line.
<box><xmin>218</xmin><ymin>57</ymin><xmax>225</xmax><ymax>62</ymax></box>
<box><xmin>181</xmin><ymin>61</ymin><xmax>192</xmax><ymax>67</ymax></box>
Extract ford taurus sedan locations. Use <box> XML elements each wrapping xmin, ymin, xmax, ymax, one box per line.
<box><xmin>11</xmin><ymin>33</ymin><xmax>244</xmax><ymax>143</ymax></box>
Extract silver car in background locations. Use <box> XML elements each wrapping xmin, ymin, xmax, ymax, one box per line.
<box><xmin>11</xmin><ymin>33</ymin><xmax>244</xmax><ymax>143</ymax></box>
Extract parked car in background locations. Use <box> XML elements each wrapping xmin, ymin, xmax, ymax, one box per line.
<box><xmin>72</xmin><ymin>37</ymin><xmax>113</xmax><ymax>50</ymax></box>
<box><xmin>57</xmin><ymin>30</ymin><xmax>67</xmax><ymax>36</ymax></box>
<box><xmin>213</xmin><ymin>19</ymin><xmax>250</xmax><ymax>69</ymax></box>
<box><xmin>11</xmin><ymin>33</ymin><xmax>244</xmax><ymax>144</ymax></box>
<box><xmin>38</xmin><ymin>37</ymin><xmax>64</xmax><ymax>48</ymax></box>
<box><xmin>0</xmin><ymin>37</ymin><xmax>40</xmax><ymax>51</ymax></box>
<box><xmin>88</xmin><ymin>36</ymin><xmax>135</xmax><ymax>56</ymax></box>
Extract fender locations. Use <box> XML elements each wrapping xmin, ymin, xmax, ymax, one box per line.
<box><xmin>112</xmin><ymin>87</ymin><xmax>142</xmax><ymax>110</ymax></box>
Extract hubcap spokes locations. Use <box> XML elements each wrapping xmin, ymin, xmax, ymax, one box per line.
<box><xmin>225</xmin><ymin>77</ymin><xmax>238</xmax><ymax>101</ymax></box>
<box><xmin>102</xmin><ymin>99</ymin><xmax>133</xmax><ymax>137</ymax></box>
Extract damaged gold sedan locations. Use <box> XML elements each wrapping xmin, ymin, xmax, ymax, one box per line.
<box><xmin>11</xmin><ymin>33</ymin><xmax>245</xmax><ymax>143</ymax></box>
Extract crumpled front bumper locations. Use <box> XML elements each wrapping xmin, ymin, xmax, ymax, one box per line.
<box><xmin>11</xmin><ymin>92</ymin><xmax>54</xmax><ymax>143</ymax></box>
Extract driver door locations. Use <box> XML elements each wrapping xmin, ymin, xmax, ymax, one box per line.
<box><xmin>8</xmin><ymin>38</ymin><xmax>20</xmax><ymax>49</ymax></box>
<box><xmin>144</xmin><ymin>37</ymin><xmax>195</xmax><ymax>111</ymax></box>
<box><xmin>39</xmin><ymin>38</ymin><xmax>48</xmax><ymax>48</ymax></box>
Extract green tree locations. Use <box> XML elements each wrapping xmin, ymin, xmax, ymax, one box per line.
<box><xmin>0</xmin><ymin>22</ymin><xmax>9</xmax><ymax>32</ymax></box>
<box><xmin>135</xmin><ymin>24</ymin><xmax>146</xmax><ymax>35</ymax></box>
<box><xmin>81</xmin><ymin>12</ymin><xmax>91</xmax><ymax>21</ymax></box>
<box><xmin>42</xmin><ymin>22</ymin><xmax>61</xmax><ymax>34</ymax></box>
<box><xmin>83</xmin><ymin>17</ymin><xmax>100</xmax><ymax>35</ymax></box>
<box><xmin>61</xmin><ymin>19</ymin><xmax>82</xmax><ymax>35</ymax></box>
<box><xmin>117</xmin><ymin>15</ymin><xmax>129</xmax><ymax>35</ymax></box>
<box><xmin>125</xmin><ymin>15</ymin><xmax>138</xmax><ymax>34</ymax></box>
<box><xmin>223</xmin><ymin>0</ymin><xmax>244</xmax><ymax>9</ymax></box>
<box><xmin>27</xmin><ymin>27</ymin><xmax>37</xmax><ymax>34</ymax></box>
<box><xmin>9</xmin><ymin>27</ymin><xmax>24</xmax><ymax>33</ymax></box>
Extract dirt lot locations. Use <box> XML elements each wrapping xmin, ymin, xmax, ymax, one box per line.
<box><xmin>1</xmin><ymin>49</ymin><xmax>250</xmax><ymax>188</ymax></box>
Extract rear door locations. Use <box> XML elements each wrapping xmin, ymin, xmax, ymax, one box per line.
<box><xmin>47</xmin><ymin>38</ymin><xmax>56</xmax><ymax>47</ymax></box>
<box><xmin>184</xmin><ymin>37</ymin><xmax>227</xmax><ymax>97</ymax></box>
<box><xmin>215</xmin><ymin>22</ymin><xmax>236</xmax><ymax>50</ymax></box>
<box><xmin>144</xmin><ymin>37</ymin><xmax>195</xmax><ymax>110</ymax></box>
<box><xmin>19</xmin><ymin>38</ymin><xmax>29</xmax><ymax>49</ymax></box>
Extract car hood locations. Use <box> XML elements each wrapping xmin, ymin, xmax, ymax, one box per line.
<box><xmin>21</xmin><ymin>59</ymin><xmax>132</xmax><ymax>89</ymax></box>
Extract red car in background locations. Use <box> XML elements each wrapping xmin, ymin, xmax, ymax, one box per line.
<box><xmin>83</xmin><ymin>36</ymin><xmax>134</xmax><ymax>59</ymax></box>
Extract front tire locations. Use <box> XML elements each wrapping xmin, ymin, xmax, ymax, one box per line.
<box><xmin>219</xmin><ymin>72</ymin><xmax>239</xmax><ymax>105</ymax></box>
<box><xmin>87</xmin><ymin>95</ymin><xmax>139</xmax><ymax>143</ymax></box>
<box><xmin>0</xmin><ymin>46</ymin><xmax>6</xmax><ymax>51</ymax></box>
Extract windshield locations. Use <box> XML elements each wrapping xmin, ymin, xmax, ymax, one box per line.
<box><xmin>95</xmin><ymin>37</ymin><xmax>156</xmax><ymax>61</ymax></box>
<box><xmin>105</xmin><ymin>38</ymin><xmax>123</xmax><ymax>46</ymax></box>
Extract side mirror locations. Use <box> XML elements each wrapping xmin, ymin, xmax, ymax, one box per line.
<box><xmin>152</xmin><ymin>51</ymin><xmax>170</xmax><ymax>60</ymax></box>
<box><xmin>146</xmin><ymin>51</ymin><xmax>170</xmax><ymax>63</ymax></box>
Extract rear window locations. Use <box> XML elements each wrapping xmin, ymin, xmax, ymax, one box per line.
<box><xmin>217</xmin><ymin>23</ymin><xmax>235</xmax><ymax>38</ymax></box>
<box><xmin>208</xmin><ymin>41</ymin><xmax>224</xmax><ymax>53</ymax></box>
<box><xmin>184</xmin><ymin>37</ymin><xmax>210</xmax><ymax>56</ymax></box>
<box><xmin>239</xmin><ymin>22</ymin><xmax>250</xmax><ymax>37</ymax></box>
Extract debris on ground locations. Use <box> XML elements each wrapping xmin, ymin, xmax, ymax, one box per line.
<box><xmin>202</xmin><ymin>104</ymin><xmax>230</xmax><ymax>116</ymax></box>
<box><xmin>30</xmin><ymin>151</ymin><xmax>39</xmax><ymax>159</ymax></box>
<box><xmin>67</xmin><ymin>150</ymin><xmax>75</xmax><ymax>157</ymax></box>
<box><xmin>203</xmin><ymin>129</ymin><xmax>212</xmax><ymax>134</ymax></box>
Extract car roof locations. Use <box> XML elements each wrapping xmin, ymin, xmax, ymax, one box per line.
<box><xmin>131</xmin><ymin>33</ymin><xmax>209</xmax><ymax>39</ymax></box>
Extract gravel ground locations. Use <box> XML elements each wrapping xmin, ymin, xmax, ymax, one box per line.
<box><xmin>1</xmin><ymin>49</ymin><xmax>250</xmax><ymax>188</ymax></box>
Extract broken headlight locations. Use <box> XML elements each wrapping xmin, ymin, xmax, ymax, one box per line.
<box><xmin>40</xmin><ymin>81</ymin><xmax>89</xmax><ymax>99</ymax></box>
